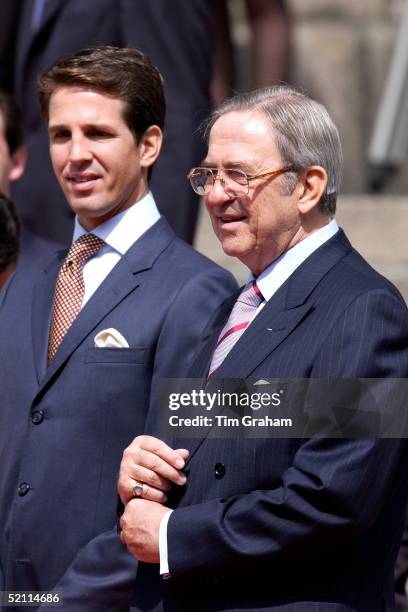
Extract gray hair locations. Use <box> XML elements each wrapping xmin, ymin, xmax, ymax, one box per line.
<box><xmin>204</xmin><ymin>85</ymin><xmax>343</xmax><ymax>215</ymax></box>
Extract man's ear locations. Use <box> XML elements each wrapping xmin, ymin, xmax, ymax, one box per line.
<box><xmin>9</xmin><ymin>144</ymin><xmax>28</xmax><ymax>183</ymax></box>
<box><xmin>297</xmin><ymin>166</ymin><xmax>328</xmax><ymax>214</ymax></box>
<box><xmin>139</xmin><ymin>125</ymin><xmax>163</xmax><ymax>170</ymax></box>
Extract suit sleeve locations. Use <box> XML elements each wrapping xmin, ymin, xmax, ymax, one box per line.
<box><xmin>38</xmin><ymin>529</ymin><xmax>137</xmax><ymax>612</ymax></box>
<box><xmin>38</xmin><ymin>266</ymin><xmax>237</xmax><ymax>611</ymax></box>
<box><xmin>149</xmin><ymin>266</ymin><xmax>238</xmax><ymax>382</ymax></box>
<box><xmin>395</xmin><ymin>506</ymin><xmax>408</xmax><ymax>609</ymax></box>
<box><xmin>166</xmin><ymin>289</ymin><xmax>408</xmax><ymax>577</ymax></box>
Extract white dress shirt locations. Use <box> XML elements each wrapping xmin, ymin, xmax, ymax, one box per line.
<box><xmin>159</xmin><ymin>218</ymin><xmax>339</xmax><ymax>575</ymax></box>
<box><xmin>72</xmin><ymin>192</ymin><xmax>161</xmax><ymax>307</ymax></box>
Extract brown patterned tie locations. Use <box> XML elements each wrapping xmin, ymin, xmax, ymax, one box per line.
<box><xmin>48</xmin><ymin>233</ymin><xmax>105</xmax><ymax>362</ymax></box>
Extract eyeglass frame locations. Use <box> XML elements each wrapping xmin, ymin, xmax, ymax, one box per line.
<box><xmin>187</xmin><ymin>165</ymin><xmax>297</xmax><ymax>196</ymax></box>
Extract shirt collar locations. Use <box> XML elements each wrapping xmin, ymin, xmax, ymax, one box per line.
<box><xmin>253</xmin><ymin>219</ymin><xmax>339</xmax><ymax>302</ymax></box>
<box><xmin>72</xmin><ymin>191</ymin><xmax>161</xmax><ymax>255</ymax></box>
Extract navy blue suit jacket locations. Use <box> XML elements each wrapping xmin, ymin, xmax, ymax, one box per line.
<box><xmin>5</xmin><ymin>0</ymin><xmax>213</xmax><ymax>244</ymax></box>
<box><xmin>0</xmin><ymin>217</ymin><xmax>236</xmax><ymax>611</ymax></box>
<box><xmin>19</xmin><ymin>227</ymin><xmax>63</xmax><ymax>268</ymax></box>
<box><xmin>0</xmin><ymin>229</ymin><xmax>61</xmax><ymax>309</ymax></box>
<box><xmin>133</xmin><ymin>230</ymin><xmax>408</xmax><ymax>612</ymax></box>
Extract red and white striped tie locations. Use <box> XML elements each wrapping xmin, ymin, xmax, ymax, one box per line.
<box><xmin>208</xmin><ymin>280</ymin><xmax>264</xmax><ymax>378</ymax></box>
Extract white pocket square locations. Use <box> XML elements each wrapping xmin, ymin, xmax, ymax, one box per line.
<box><xmin>94</xmin><ymin>328</ymin><xmax>129</xmax><ymax>348</ymax></box>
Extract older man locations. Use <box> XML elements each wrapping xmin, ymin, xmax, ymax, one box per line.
<box><xmin>0</xmin><ymin>46</ymin><xmax>236</xmax><ymax>610</ymax></box>
<box><xmin>119</xmin><ymin>86</ymin><xmax>408</xmax><ymax>611</ymax></box>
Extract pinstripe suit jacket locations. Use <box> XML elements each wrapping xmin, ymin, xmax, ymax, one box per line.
<box><xmin>134</xmin><ymin>229</ymin><xmax>408</xmax><ymax>612</ymax></box>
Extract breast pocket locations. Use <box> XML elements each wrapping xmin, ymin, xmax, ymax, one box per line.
<box><xmin>84</xmin><ymin>347</ymin><xmax>147</xmax><ymax>364</ymax></box>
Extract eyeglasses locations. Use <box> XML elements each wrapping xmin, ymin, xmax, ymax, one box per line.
<box><xmin>187</xmin><ymin>166</ymin><xmax>296</xmax><ymax>196</ymax></box>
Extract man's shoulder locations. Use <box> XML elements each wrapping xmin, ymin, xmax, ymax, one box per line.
<box><xmin>19</xmin><ymin>228</ymin><xmax>64</xmax><ymax>269</ymax></box>
<box><xmin>160</xmin><ymin>238</ymin><xmax>239</xmax><ymax>308</ymax></box>
<box><xmin>127</xmin><ymin>216</ymin><xmax>236</xmax><ymax>285</ymax></box>
<box><xmin>304</xmin><ymin>229</ymin><xmax>406</xmax><ymax>309</ymax></box>
<box><xmin>140</xmin><ymin>217</ymin><xmax>237</xmax><ymax>284</ymax></box>
<box><xmin>334</xmin><ymin>245</ymin><xmax>406</xmax><ymax>305</ymax></box>
<box><xmin>170</xmin><ymin>236</ymin><xmax>235</xmax><ymax>277</ymax></box>
<box><xmin>1</xmin><ymin>232</ymin><xmax>64</xmax><ymax>313</ymax></box>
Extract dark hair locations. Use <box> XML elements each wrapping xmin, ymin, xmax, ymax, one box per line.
<box><xmin>38</xmin><ymin>46</ymin><xmax>166</xmax><ymax>140</ymax></box>
<box><xmin>0</xmin><ymin>90</ymin><xmax>25</xmax><ymax>154</ymax></box>
<box><xmin>0</xmin><ymin>192</ymin><xmax>20</xmax><ymax>273</ymax></box>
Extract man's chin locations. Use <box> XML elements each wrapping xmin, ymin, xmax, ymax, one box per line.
<box><xmin>220</xmin><ymin>240</ymin><xmax>250</xmax><ymax>262</ymax></box>
<box><xmin>219</xmin><ymin>241</ymin><xmax>239</xmax><ymax>257</ymax></box>
<box><xmin>67</xmin><ymin>198</ymin><xmax>107</xmax><ymax>218</ymax></box>
<box><xmin>75</xmin><ymin>206</ymin><xmax>114</xmax><ymax>230</ymax></box>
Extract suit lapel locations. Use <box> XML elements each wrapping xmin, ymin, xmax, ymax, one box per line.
<box><xmin>284</xmin><ymin>228</ymin><xmax>352</xmax><ymax>309</ymax></box>
<box><xmin>31</xmin><ymin>249</ymin><xmax>66</xmax><ymax>384</ymax></box>
<box><xmin>182</xmin><ymin>229</ymin><xmax>352</xmax><ymax>461</ymax></box>
<box><xmin>33</xmin><ymin>217</ymin><xmax>176</xmax><ymax>397</ymax></box>
<box><xmin>181</xmin><ymin>289</ymin><xmax>304</xmax><ymax>460</ymax></box>
<box><xmin>40</xmin><ymin>257</ymin><xmax>142</xmax><ymax>391</ymax></box>
<box><xmin>207</xmin><ymin>228</ymin><xmax>352</xmax><ymax>381</ymax></box>
<box><xmin>215</xmin><ymin>299</ymin><xmax>314</xmax><ymax>380</ymax></box>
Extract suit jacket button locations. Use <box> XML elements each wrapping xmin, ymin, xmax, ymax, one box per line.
<box><xmin>214</xmin><ymin>463</ymin><xmax>225</xmax><ymax>479</ymax></box>
<box><xmin>32</xmin><ymin>410</ymin><xmax>44</xmax><ymax>425</ymax></box>
<box><xmin>18</xmin><ymin>483</ymin><xmax>30</xmax><ymax>496</ymax></box>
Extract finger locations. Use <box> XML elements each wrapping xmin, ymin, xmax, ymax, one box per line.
<box><xmin>128</xmin><ymin>465</ymin><xmax>173</xmax><ymax>493</ymax></box>
<box><xmin>119</xmin><ymin>528</ymin><xmax>130</xmax><ymax>548</ymax></box>
<box><xmin>123</xmin><ymin>447</ymin><xmax>187</xmax><ymax>485</ymax></box>
<box><xmin>135</xmin><ymin>482</ymin><xmax>167</xmax><ymax>504</ymax></box>
<box><xmin>140</xmin><ymin>450</ymin><xmax>187</xmax><ymax>484</ymax></box>
<box><xmin>174</xmin><ymin>448</ymin><xmax>190</xmax><ymax>461</ymax></box>
<box><xmin>118</xmin><ymin>476</ymin><xmax>168</xmax><ymax>505</ymax></box>
<box><xmin>118</xmin><ymin>476</ymin><xmax>137</xmax><ymax>505</ymax></box>
<box><xmin>128</xmin><ymin>435</ymin><xmax>187</xmax><ymax>469</ymax></box>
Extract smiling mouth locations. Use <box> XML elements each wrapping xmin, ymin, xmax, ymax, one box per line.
<box><xmin>66</xmin><ymin>175</ymin><xmax>100</xmax><ymax>191</ymax></box>
<box><xmin>68</xmin><ymin>175</ymin><xmax>99</xmax><ymax>183</ymax></box>
<box><xmin>220</xmin><ymin>216</ymin><xmax>246</xmax><ymax>223</ymax></box>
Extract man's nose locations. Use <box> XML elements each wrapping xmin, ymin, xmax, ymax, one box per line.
<box><xmin>68</xmin><ymin>136</ymin><xmax>92</xmax><ymax>163</ymax></box>
<box><xmin>205</xmin><ymin>176</ymin><xmax>233</xmax><ymax>208</ymax></box>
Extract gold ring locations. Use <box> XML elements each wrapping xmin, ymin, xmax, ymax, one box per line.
<box><xmin>132</xmin><ymin>481</ymin><xmax>144</xmax><ymax>498</ymax></box>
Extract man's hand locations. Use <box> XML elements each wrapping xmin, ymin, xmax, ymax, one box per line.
<box><xmin>119</xmin><ymin>498</ymin><xmax>169</xmax><ymax>563</ymax></box>
<box><xmin>118</xmin><ymin>435</ymin><xmax>189</xmax><ymax>504</ymax></box>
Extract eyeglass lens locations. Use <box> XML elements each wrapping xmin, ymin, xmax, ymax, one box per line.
<box><xmin>190</xmin><ymin>168</ymin><xmax>248</xmax><ymax>195</ymax></box>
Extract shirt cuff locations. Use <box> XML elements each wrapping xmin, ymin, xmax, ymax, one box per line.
<box><xmin>159</xmin><ymin>509</ymin><xmax>173</xmax><ymax>576</ymax></box>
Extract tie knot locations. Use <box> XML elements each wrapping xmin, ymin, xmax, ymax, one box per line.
<box><xmin>64</xmin><ymin>234</ymin><xmax>105</xmax><ymax>270</ymax></box>
<box><xmin>237</xmin><ymin>280</ymin><xmax>264</xmax><ymax>308</ymax></box>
